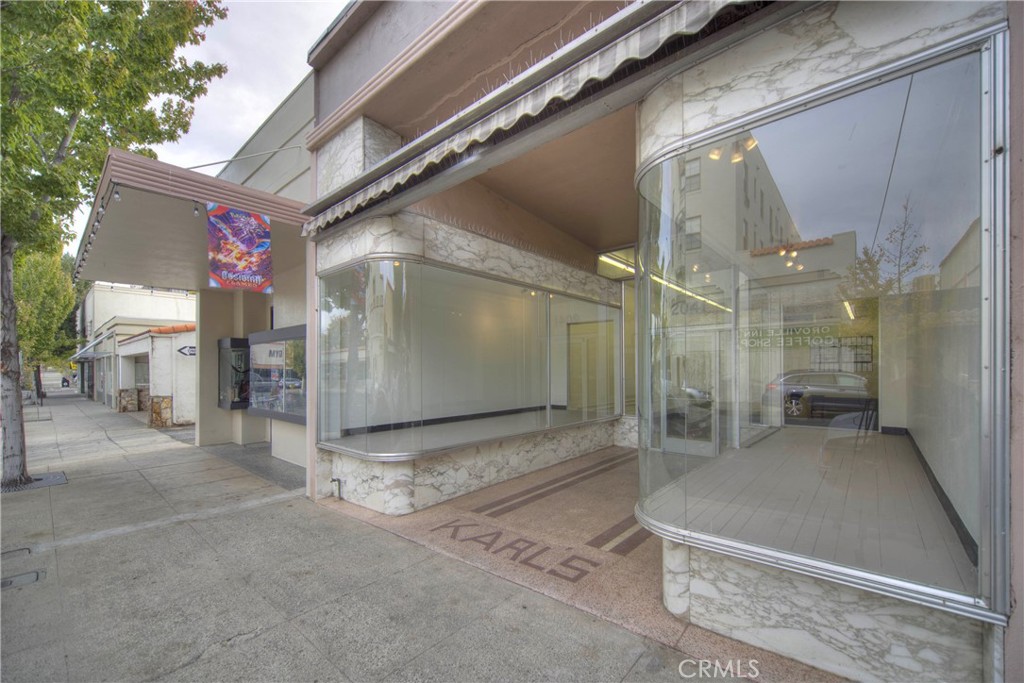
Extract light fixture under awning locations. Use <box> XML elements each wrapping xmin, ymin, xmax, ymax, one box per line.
<box><xmin>302</xmin><ymin>0</ymin><xmax>736</xmax><ymax>237</ymax></box>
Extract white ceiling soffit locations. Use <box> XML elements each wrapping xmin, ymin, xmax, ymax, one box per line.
<box><xmin>74</xmin><ymin>149</ymin><xmax>308</xmax><ymax>290</ymax></box>
<box><xmin>302</xmin><ymin>0</ymin><xmax>736</xmax><ymax>237</ymax></box>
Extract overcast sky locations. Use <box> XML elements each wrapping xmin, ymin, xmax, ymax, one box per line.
<box><xmin>69</xmin><ymin>0</ymin><xmax>350</xmax><ymax>253</ymax></box>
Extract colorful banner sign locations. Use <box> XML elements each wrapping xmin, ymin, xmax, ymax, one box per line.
<box><xmin>207</xmin><ymin>203</ymin><xmax>273</xmax><ymax>293</ymax></box>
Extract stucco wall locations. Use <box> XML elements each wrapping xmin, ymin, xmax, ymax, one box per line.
<box><xmin>171</xmin><ymin>330</ymin><xmax>196</xmax><ymax>425</ymax></box>
<box><xmin>83</xmin><ymin>285</ymin><xmax>195</xmax><ymax>339</ymax></box>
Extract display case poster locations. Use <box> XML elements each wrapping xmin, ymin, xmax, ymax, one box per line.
<box><xmin>207</xmin><ymin>203</ymin><xmax>274</xmax><ymax>293</ymax></box>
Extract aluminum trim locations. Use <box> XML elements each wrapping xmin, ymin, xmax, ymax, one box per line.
<box><xmin>635</xmin><ymin>505</ymin><xmax>1008</xmax><ymax>626</ymax></box>
<box><xmin>316</xmin><ymin>414</ymin><xmax>622</xmax><ymax>462</ymax></box>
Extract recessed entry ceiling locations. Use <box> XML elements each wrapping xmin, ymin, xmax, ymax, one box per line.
<box><xmin>77</xmin><ymin>151</ymin><xmax>307</xmax><ymax>291</ymax></box>
<box><xmin>79</xmin><ymin>188</ymin><xmax>306</xmax><ymax>291</ymax></box>
<box><xmin>475</xmin><ymin>104</ymin><xmax>638</xmax><ymax>253</ymax></box>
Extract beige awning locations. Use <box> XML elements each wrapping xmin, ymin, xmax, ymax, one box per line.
<box><xmin>302</xmin><ymin>0</ymin><xmax>733</xmax><ymax>237</ymax></box>
<box><xmin>74</xmin><ymin>149</ymin><xmax>308</xmax><ymax>290</ymax></box>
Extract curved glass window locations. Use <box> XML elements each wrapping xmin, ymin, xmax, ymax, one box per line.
<box><xmin>638</xmin><ymin>52</ymin><xmax>990</xmax><ymax>600</ymax></box>
<box><xmin>319</xmin><ymin>261</ymin><xmax>620</xmax><ymax>457</ymax></box>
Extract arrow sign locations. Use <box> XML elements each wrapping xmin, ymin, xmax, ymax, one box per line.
<box><xmin>177</xmin><ymin>346</ymin><xmax>197</xmax><ymax>357</ymax></box>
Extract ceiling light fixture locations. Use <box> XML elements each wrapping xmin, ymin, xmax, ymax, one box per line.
<box><xmin>708</xmin><ymin>148</ymin><xmax>722</xmax><ymax>161</ymax></box>
<box><xmin>744</xmin><ymin>136</ymin><xmax>758</xmax><ymax>151</ymax></box>
<box><xmin>651</xmin><ymin>273</ymin><xmax>733</xmax><ymax>313</ymax></box>
<box><xmin>843</xmin><ymin>300</ymin><xmax>856</xmax><ymax>320</ymax></box>
<box><xmin>113</xmin><ymin>186</ymin><xmax>121</xmax><ymax>202</ymax></box>
<box><xmin>599</xmin><ymin>253</ymin><xmax>636</xmax><ymax>274</ymax></box>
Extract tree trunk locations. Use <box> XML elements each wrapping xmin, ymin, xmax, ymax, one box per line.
<box><xmin>1</xmin><ymin>232</ymin><xmax>31</xmax><ymax>487</ymax></box>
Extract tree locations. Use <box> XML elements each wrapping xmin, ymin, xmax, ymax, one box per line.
<box><xmin>1</xmin><ymin>1</ymin><xmax>227</xmax><ymax>486</ymax></box>
<box><xmin>879</xmin><ymin>198</ymin><xmax>929</xmax><ymax>295</ymax></box>
<box><xmin>13</xmin><ymin>250</ymin><xmax>77</xmax><ymax>400</ymax></box>
<box><xmin>58</xmin><ymin>253</ymin><xmax>91</xmax><ymax>366</ymax></box>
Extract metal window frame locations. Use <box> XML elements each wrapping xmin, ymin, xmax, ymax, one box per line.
<box><xmin>634</xmin><ymin>29</ymin><xmax>1011</xmax><ymax>624</ymax></box>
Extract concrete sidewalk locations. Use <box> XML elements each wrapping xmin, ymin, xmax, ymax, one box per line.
<box><xmin>1</xmin><ymin>394</ymin><xmax>828</xmax><ymax>682</ymax></box>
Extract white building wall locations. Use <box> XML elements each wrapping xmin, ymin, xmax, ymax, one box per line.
<box><xmin>172</xmin><ymin>331</ymin><xmax>196</xmax><ymax>424</ymax></box>
<box><xmin>150</xmin><ymin>336</ymin><xmax>174</xmax><ymax>396</ymax></box>
<box><xmin>85</xmin><ymin>284</ymin><xmax>195</xmax><ymax>338</ymax></box>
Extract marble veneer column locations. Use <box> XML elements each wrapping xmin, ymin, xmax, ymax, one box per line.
<box><xmin>315</xmin><ymin>116</ymin><xmax>402</xmax><ymax>199</ymax></box>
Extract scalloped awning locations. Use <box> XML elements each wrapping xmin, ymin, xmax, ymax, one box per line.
<box><xmin>302</xmin><ymin>0</ymin><xmax>733</xmax><ymax>237</ymax></box>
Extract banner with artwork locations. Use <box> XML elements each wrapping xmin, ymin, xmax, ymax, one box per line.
<box><xmin>207</xmin><ymin>203</ymin><xmax>273</xmax><ymax>293</ymax></box>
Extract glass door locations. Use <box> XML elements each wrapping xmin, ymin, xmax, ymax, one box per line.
<box><xmin>661</xmin><ymin>329</ymin><xmax>723</xmax><ymax>457</ymax></box>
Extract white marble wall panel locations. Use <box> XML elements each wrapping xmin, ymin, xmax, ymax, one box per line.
<box><xmin>687</xmin><ymin>547</ymin><xmax>984</xmax><ymax>682</ymax></box>
<box><xmin>663</xmin><ymin>539</ymin><xmax>690</xmax><ymax>616</ymax></box>
<box><xmin>638</xmin><ymin>1</ymin><xmax>1006</xmax><ymax>168</ymax></box>
<box><xmin>326</xmin><ymin>449</ymin><xmax>415</xmax><ymax>515</ymax></box>
<box><xmin>420</xmin><ymin>218</ymin><xmax>620</xmax><ymax>304</ymax></box>
<box><xmin>412</xmin><ymin>422</ymin><xmax>615</xmax><ymax>509</ymax></box>
<box><xmin>614</xmin><ymin>416</ymin><xmax>639</xmax><ymax>448</ymax></box>
<box><xmin>315</xmin><ymin>451</ymin><xmax>335</xmax><ymax>499</ymax></box>
<box><xmin>317</xmin><ymin>216</ymin><xmax>425</xmax><ymax>274</ymax></box>
<box><xmin>317</xmin><ymin>122</ymin><xmax>363</xmax><ymax>200</ymax></box>
<box><xmin>363</xmin><ymin>118</ymin><xmax>402</xmax><ymax>170</ymax></box>
<box><xmin>316</xmin><ymin>117</ymin><xmax>403</xmax><ymax>200</ymax></box>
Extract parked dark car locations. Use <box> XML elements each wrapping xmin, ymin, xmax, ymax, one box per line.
<box><xmin>762</xmin><ymin>370</ymin><xmax>872</xmax><ymax>418</ymax></box>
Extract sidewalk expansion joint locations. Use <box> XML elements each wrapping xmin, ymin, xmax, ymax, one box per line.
<box><xmin>31</xmin><ymin>488</ymin><xmax>304</xmax><ymax>554</ymax></box>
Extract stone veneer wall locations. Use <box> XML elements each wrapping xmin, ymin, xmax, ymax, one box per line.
<box><xmin>613</xmin><ymin>416</ymin><xmax>638</xmax><ymax>449</ymax></box>
<box><xmin>315</xmin><ymin>210</ymin><xmax>621</xmax><ymax>512</ymax></box>
<box><xmin>638</xmin><ymin>2</ymin><xmax>1007</xmax><ymax>680</ymax></box>
<box><xmin>149</xmin><ymin>396</ymin><xmax>173</xmax><ymax>428</ymax></box>
<box><xmin>662</xmin><ymin>541</ymin><xmax>985</xmax><ymax>682</ymax></box>
<box><xmin>138</xmin><ymin>387</ymin><xmax>151</xmax><ymax>413</ymax></box>
<box><xmin>320</xmin><ymin>421</ymin><xmax>614</xmax><ymax>515</ymax></box>
<box><xmin>117</xmin><ymin>389</ymin><xmax>138</xmax><ymax>413</ymax></box>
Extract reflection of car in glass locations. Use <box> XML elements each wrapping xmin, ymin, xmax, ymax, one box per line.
<box><xmin>279</xmin><ymin>369</ymin><xmax>302</xmax><ymax>390</ymax></box>
<box><xmin>762</xmin><ymin>370</ymin><xmax>871</xmax><ymax>418</ymax></box>
<box><xmin>665</xmin><ymin>384</ymin><xmax>713</xmax><ymax>439</ymax></box>
<box><xmin>250</xmin><ymin>368</ymin><xmax>276</xmax><ymax>398</ymax></box>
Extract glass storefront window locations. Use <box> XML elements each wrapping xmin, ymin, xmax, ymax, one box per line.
<box><xmin>637</xmin><ymin>52</ymin><xmax>988</xmax><ymax>599</ymax></box>
<box><xmin>318</xmin><ymin>261</ymin><xmax>620</xmax><ymax>457</ymax></box>
<box><xmin>218</xmin><ymin>338</ymin><xmax>249</xmax><ymax>409</ymax></box>
<box><xmin>248</xmin><ymin>326</ymin><xmax>306</xmax><ymax>424</ymax></box>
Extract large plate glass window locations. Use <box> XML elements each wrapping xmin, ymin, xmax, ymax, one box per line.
<box><xmin>319</xmin><ymin>261</ymin><xmax>620</xmax><ymax>458</ymax></box>
<box><xmin>637</xmin><ymin>51</ymin><xmax>994</xmax><ymax>603</ymax></box>
<box><xmin>248</xmin><ymin>326</ymin><xmax>306</xmax><ymax>424</ymax></box>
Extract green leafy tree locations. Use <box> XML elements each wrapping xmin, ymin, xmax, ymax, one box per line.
<box><xmin>13</xmin><ymin>249</ymin><xmax>76</xmax><ymax>399</ymax></box>
<box><xmin>58</xmin><ymin>253</ymin><xmax>91</xmax><ymax>365</ymax></box>
<box><xmin>1</xmin><ymin>0</ymin><xmax>227</xmax><ymax>486</ymax></box>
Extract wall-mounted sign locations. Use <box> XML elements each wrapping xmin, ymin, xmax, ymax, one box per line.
<box><xmin>207</xmin><ymin>204</ymin><xmax>273</xmax><ymax>293</ymax></box>
<box><xmin>177</xmin><ymin>346</ymin><xmax>197</xmax><ymax>356</ymax></box>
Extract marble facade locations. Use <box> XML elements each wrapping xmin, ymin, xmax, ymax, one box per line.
<box><xmin>638</xmin><ymin>1</ymin><xmax>1006</xmax><ymax>169</ymax></box>
<box><xmin>320</xmin><ymin>421</ymin><xmax>614</xmax><ymax>515</ymax></box>
<box><xmin>317</xmin><ymin>211</ymin><xmax>620</xmax><ymax>304</ymax></box>
<box><xmin>613</xmin><ymin>416</ymin><xmax>638</xmax><ymax>449</ymax></box>
<box><xmin>315</xmin><ymin>116</ymin><xmax>402</xmax><ymax>200</ymax></box>
<box><xmin>662</xmin><ymin>540</ymin><xmax>986</xmax><ymax>682</ymax></box>
<box><xmin>316</xmin><ymin>210</ymin><xmax>620</xmax><ymax>514</ymax></box>
<box><xmin>637</xmin><ymin>2</ymin><xmax>1007</xmax><ymax>680</ymax></box>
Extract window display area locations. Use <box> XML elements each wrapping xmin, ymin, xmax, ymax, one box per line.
<box><xmin>318</xmin><ymin>261</ymin><xmax>621</xmax><ymax>458</ymax></box>
<box><xmin>218</xmin><ymin>338</ymin><xmax>249</xmax><ymax>410</ymax></box>
<box><xmin>636</xmin><ymin>51</ymin><xmax>997</xmax><ymax>606</ymax></box>
<box><xmin>247</xmin><ymin>326</ymin><xmax>306</xmax><ymax>424</ymax></box>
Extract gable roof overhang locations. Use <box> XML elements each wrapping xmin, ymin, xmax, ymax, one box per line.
<box><xmin>73</xmin><ymin>149</ymin><xmax>308</xmax><ymax>291</ymax></box>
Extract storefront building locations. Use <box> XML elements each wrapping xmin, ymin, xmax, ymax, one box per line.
<box><xmin>301</xmin><ymin>2</ymin><xmax>1020</xmax><ymax>680</ymax></box>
